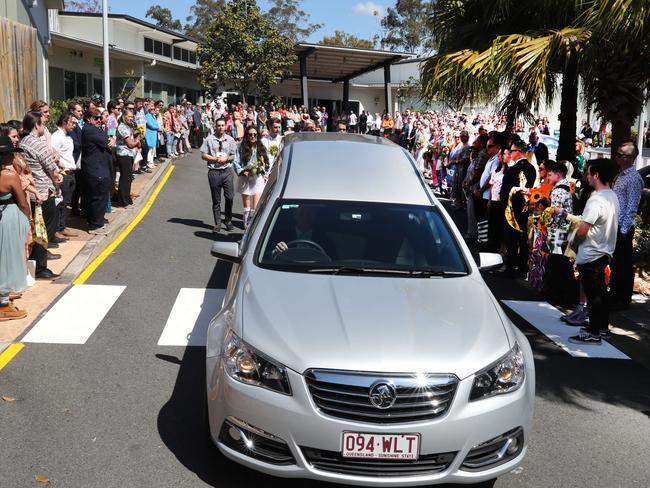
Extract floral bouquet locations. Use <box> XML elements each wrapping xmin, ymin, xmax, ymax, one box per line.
<box><xmin>269</xmin><ymin>144</ymin><xmax>279</xmax><ymax>158</ymax></box>
<box><xmin>245</xmin><ymin>157</ymin><xmax>266</xmax><ymax>177</ymax></box>
<box><xmin>133</xmin><ymin>125</ymin><xmax>146</xmax><ymax>143</ymax></box>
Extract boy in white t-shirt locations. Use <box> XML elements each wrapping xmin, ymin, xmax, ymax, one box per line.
<box><xmin>568</xmin><ymin>159</ymin><xmax>619</xmax><ymax>345</ymax></box>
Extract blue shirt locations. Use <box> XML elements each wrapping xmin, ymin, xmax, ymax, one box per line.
<box><xmin>613</xmin><ymin>166</ymin><xmax>644</xmax><ymax>235</ymax></box>
<box><xmin>479</xmin><ymin>154</ymin><xmax>500</xmax><ymax>199</ymax></box>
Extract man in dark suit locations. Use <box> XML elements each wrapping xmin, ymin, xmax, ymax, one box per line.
<box><xmin>529</xmin><ymin>130</ymin><xmax>549</xmax><ymax>165</ymax></box>
<box><xmin>271</xmin><ymin>206</ymin><xmax>334</xmax><ymax>260</ymax></box>
<box><xmin>192</xmin><ymin>103</ymin><xmax>204</xmax><ymax>149</ymax></box>
<box><xmin>81</xmin><ymin>108</ymin><xmax>114</xmax><ymax>234</ymax></box>
<box><xmin>359</xmin><ymin>111</ymin><xmax>368</xmax><ymax>134</ymax></box>
<box><xmin>498</xmin><ymin>139</ymin><xmax>537</xmax><ymax>278</ymax></box>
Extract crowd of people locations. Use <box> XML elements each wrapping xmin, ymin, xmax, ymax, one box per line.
<box><xmin>1</xmin><ymin>97</ymin><xmax>645</xmax><ymax>344</ymax></box>
<box><xmin>0</xmin><ymin>95</ymin><xmax>202</xmax><ymax>321</ymax></box>
<box><xmin>390</xmin><ymin>109</ymin><xmax>643</xmax><ymax>346</ymax></box>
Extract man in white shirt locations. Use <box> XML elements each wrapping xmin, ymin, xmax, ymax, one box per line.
<box><xmin>50</xmin><ymin>111</ymin><xmax>79</xmax><ymax>238</ymax></box>
<box><xmin>476</xmin><ymin>133</ymin><xmax>503</xmax><ymax>247</ymax></box>
<box><xmin>349</xmin><ymin>111</ymin><xmax>358</xmax><ymax>133</ymax></box>
<box><xmin>568</xmin><ymin>159</ymin><xmax>620</xmax><ymax>345</ymax></box>
<box><xmin>262</xmin><ymin>119</ymin><xmax>283</xmax><ymax>170</ymax></box>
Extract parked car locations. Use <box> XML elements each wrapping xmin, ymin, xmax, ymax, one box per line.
<box><xmin>206</xmin><ymin>133</ymin><xmax>535</xmax><ymax>486</ymax></box>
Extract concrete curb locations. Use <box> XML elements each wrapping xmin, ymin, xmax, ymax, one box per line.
<box><xmin>58</xmin><ymin>160</ymin><xmax>173</xmax><ymax>283</ymax></box>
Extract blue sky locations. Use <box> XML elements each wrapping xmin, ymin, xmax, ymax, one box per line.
<box><xmin>103</xmin><ymin>0</ymin><xmax>388</xmax><ymax>43</ymax></box>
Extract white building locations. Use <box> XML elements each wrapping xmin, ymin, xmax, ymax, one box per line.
<box><xmin>47</xmin><ymin>11</ymin><xmax>202</xmax><ymax>104</ymax></box>
<box><xmin>0</xmin><ymin>0</ymin><xmax>63</xmax><ymax>120</ymax></box>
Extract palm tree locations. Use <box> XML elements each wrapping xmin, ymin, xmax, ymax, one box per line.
<box><xmin>422</xmin><ymin>0</ymin><xmax>587</xmax><ymax>160</ymax></box>
<box><xmin>580</xmin><ymin>0</ymin><xmax>650</xmax><ymax>155</ymax></box>
<box><xmin>421</xmin><ymin>0</ymin><xmax>650</xmax><ymax>160</ymax></box>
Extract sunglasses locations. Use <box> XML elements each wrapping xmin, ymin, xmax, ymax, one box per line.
<box><xmin>248</xmin><ymin>133</ymin><xmax>258</xmax><ymax>137</ymax></box>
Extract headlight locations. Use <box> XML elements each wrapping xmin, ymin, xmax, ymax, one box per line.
<box><xmin>223</xmin><ymin>331</ymin><xmax>292</xmax><ymax>395</ymax></box>
<box><xmin>469</xmin><ymin>343</ymin><xmax>525</xmax><ymax>401</ymax></box>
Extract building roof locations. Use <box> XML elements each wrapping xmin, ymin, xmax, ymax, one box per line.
<box><xmin>282</xmin><ymin>134</ymin><xmax>431</xmax><ymax>206</ymax></box>
<box><xmin>289</xmin><ymin>43</ymin><xmax>413</xmax><ymax>83</ymax></box>
<box><xmin>50</xmin><ymin>32</ymin><xmax>199</xmax><ymax>71</ymax></box>
<box><xmin>58</xmin><ymin>11</ymin><xmax>199</xmax><ymax>44</ymax></box>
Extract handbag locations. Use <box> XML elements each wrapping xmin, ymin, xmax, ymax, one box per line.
<box><xmin>32</xmin><ymin>204</ymin><xmax>48</xmax><ymax>247</ymax></box>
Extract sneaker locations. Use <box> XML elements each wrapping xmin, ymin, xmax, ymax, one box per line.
<box><xmin>561</xmin><ymin>303</ymin><xmax>585</xmax><ymax>322</ymax></box>
<box><xmin>224</xmin><ymin>221</ymin><xmax>234</xmax><ymax>232</ymax></box>
<box><xmin>568</xmin><ymin>330</ymin><xmax>602</xmax><ymax>345</ymax></box>
<box><xmin>583</xmin><ymin>327</ymin><xmax>612</xmax><ymax>339</ymax></box>
<box><xmin>88</xmin><ymin>226</ymin><xmax>109</xmax><ymax>235</ymax></box>
<box><xmin>0</xmin><ymin>305</ymin><xmax>27</xmax><ymax>321</ymax></box>
<box><xmin>565</xmin><ymin>307</ymin><xmax>589</xmax><ymax>327</ymax></box>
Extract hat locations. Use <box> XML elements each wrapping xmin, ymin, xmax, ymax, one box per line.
<box><xmin>0</xmin><ymin>136</ymin><xmax>23</xmax><ymax>154</ymax></box>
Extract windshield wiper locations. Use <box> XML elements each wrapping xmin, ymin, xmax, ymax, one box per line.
<box><xmin>406</xmin><ymin>270</ymin><xmax>468</xmax><ymax>277</ymax></box>
<box><xmin>307</xmin><ymin>267</ymin><xmax>412</xmax><ymax>276</ymax></box>
<box><xmin>306</xmin><ymin>267</ymin><xmax>467</xmax><ymax>277</ymax></box>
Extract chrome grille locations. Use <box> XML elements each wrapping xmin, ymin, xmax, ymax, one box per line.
<box><xmin>304</xmin><ymin>369</ymin><xmax>458</xmax><ymax>423</ymax></box>
<box><xmin>301</xmin><ymin>447</ymin><xmax>456</xmax><ymax>477</ymax></box>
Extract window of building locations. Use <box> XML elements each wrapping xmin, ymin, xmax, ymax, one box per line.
<box><xmin>93</xmin><ymin>78</ymin><xmax>103</xmax><ymax>96</ymax></box>
<box><xmin>172</xmin><ymin>45</ymin><xmax>197</xmax><ymax>64</ymax></box>
<box><xmin>144</xmin><ymin>80</ymin><xmax>163</xmax><ymax>100</ymax></box>
<box><xmin>144</xmin><ymin>37</ymin><xmax>172</xmax><ymax>57</ymax></box>
<box><xmin>63</xmin><ymin>70</ymin><xmax>90</xmax><ymax>99</ymax></box>
<box><xmin>144</xmin><ymin>36</ymin><xmax>196</xmax><ymax>64</ymax></box>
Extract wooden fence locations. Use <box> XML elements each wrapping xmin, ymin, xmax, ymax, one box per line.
<box><xmin>0</xmin><ymin>17</ymin><xmax>38</xmax><ymax>122</ymax></box>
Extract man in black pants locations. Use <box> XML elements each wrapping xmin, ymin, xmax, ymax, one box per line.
<box><xmin>201</xmin><ymin>118</ymin><xmax>237</xmax><ymax>233</ymax></box>
<box><xmin>497</xmin><ymin>139</ymin><xmax>536</xmax><ymax>278</ymax></box>
<box><xmin>609</xmin><ymin>142</ymin><xmax>644</xmax><ymax>310</ymax></box>
<box><xmin>81</xmin><ymin>108</ymin><xmax>114</xmax><ymax>235</ymax></box>
<box><xmin>19</xmin><ymin>111</ymin><xmax>63</xmax><ymax>279</ymax></box>
<box><xmin>569</xmin><ymin>159</ymin><xmax>620</xmax><ymax>345</ymax></box>
<box><xmin>192</xmin><ymin>103</ymin><xmax>204</xmax><ymax>149</ymax></box>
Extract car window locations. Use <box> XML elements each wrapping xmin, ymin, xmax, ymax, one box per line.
<box><xmin>257</xmin><ymin>200</ymin><xmax>468</xmax><ymax>275</ymax></box>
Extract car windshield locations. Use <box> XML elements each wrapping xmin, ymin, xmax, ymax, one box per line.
<box><xmin>257</xmin><ymin>200</ymin><xmax>468</xmax><ymax>275</ymax></box>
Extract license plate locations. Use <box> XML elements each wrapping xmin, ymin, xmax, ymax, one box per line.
<box><xmin>342</xmin><ymin>432</ymin><xmax>420</xmax><ymax>460</ymax></box>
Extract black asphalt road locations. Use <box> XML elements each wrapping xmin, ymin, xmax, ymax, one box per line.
<box><xmin>1</xmin><ymin>151</ymin><xmax>649</xmax><ymax>488</ymax></box>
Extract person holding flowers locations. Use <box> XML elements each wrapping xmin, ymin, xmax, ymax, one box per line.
<box><xmin>114</xmin><ymin>109</ymin><xmax>139</xmax><ymax>207</ymax></box>
<box><xmin>525</xmin><ymin>181</ymin><xmax>553</xmax><ymax>291</ymax></box>
<box><xmin>235</xmin><ymin>126</ymin><xmax>269</xmax><ymax>228</ymax></box>
<box><xmin>262</xmin><ymin>120</ymin><xmax>283</xmax><ymax>172</ymax></box>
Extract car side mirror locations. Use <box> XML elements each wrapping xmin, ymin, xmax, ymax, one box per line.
<box><xmin>211</xmin><ymin>241</ymin><xmax>241</xmax><ymax>263</ymax></box>
<box><xmin>478</xmin><ymin>252</ymin><xmax>503</xmax><ymax>271</ymax></box>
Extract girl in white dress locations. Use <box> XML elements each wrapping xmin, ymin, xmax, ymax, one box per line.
<box><xmin>234</xmin><ymin>126</ymin><xmax>269</xmax><ymax>227</ymax></box>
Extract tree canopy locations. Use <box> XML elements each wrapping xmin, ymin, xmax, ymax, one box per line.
<box><xmin>265</xmin><ymin>0</ymin><xmax>321</xmax><ymax>43</ymax></box>
<box><xmin>198</xmin><ymin>0</ymin><xmax>296</xmax><ymax>100</ymax></box>
<box><xmin>145</xmin><ymin>6</ymin><xmax>183</xmax><ymax>32</ymax></box>
<box><xmin>185</xmin><ymin>0</ymin><xmax>226</xmax><ymax>41</ymax></box>
<box><xmin>420</xmin><ymin>0</ymin><xmax>650</xmax><ymax>158</ymax></box>
<box><xmin>64</xmin><ymin>0</ymin><xmax>102</xmax><ymax>13</ymax></box>
<box><xmin>381</xmin><ymin>0</ymin><xmax>434</xmax><ymax>53</ymax></box>
<box><xmin>320</xmin><ymin>30</ymin><xmax>377</xmax><ymax>49</ymax></box>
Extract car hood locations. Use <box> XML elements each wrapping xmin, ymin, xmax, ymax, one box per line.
<box><xmin>240</xmin><ymin>270</ymin><xmax>511</xmax><ymax>379</ymax></box>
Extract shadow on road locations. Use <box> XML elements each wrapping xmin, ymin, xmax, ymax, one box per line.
<box><xmin>168</xmin><ymin>217</ymin><xmax>214</xmax><ymax>230</ymax></box>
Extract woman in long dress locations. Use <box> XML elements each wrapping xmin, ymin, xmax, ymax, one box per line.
<box><xmin>0</xmin><ymin>137</ymin><xmax>32</xmax><ymax>320</ymax></box>
<box><xmin>234</xmin><ymin>126</ymin><xmax>269</xmax><ymax>228</ymax></box>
